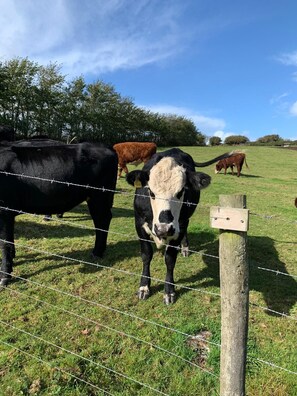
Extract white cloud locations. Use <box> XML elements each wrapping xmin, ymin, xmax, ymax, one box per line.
<box><xmin>0</xmin><ymin>0</ymin><xmax>187</xmax><ymax>77</ymax></box>
<box><xmin>269</xmin><ymin>92</ymin><xmax>288</xmax><ymax>105</ymax></box>
<box><xmin>277</xmin><ymin>51</ymin><xmax>297</xmax><ymax>66</ymax></box>
<box><xmin>141</xmin><ymin>104</ymin><xmax>226</xmax><ymax>135</ymax></box>
<box><xmin>213</xmin><ymin>130</ymin><xmax>233</xmax><ymax>141</ymax></box>
<box><xmin>289</xmin><ymin>101</ymin><xmax>297</xmax><ymax>116</ymax></box>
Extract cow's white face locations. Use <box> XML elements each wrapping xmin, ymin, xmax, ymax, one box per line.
<box><xmin>147</xmin><ymin>157</ymin><xmax>186</xmax><ymax>245</ymax></box>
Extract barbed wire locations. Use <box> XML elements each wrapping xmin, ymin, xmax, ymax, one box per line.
<box><xmin>1</xmin><ymin>169</ymin><xmax>297</xmax><ymax>221</ymax></box>
<box><xmin>0</xmin><ymin>339</ymin><xmax>115</xmax><ymax>395</ymax></box>
<box><xmin>250</xmin><ymin>303</ymin><xmax>297</xmax><ymax>321</ymax></box>
<box><xmin>1</xmin><ymin>232</ymin><xmax>296</xmax><ymax>320</ymax></box>
<box><xmin>0</xmin><ymin>170</ymin><xmax>197</xmax><ymax>207</ymax></box>
<box><xmin>0</xmin><ymin>319</ymin><xmax>170</xmax><ymax>396</ymax></box>
<box><xmin>2</xmin><ymin>202</ymin><xmax>296</xmax><ymax>281</ymax></box>
<box><xmin>0</xmin><ymin>238</ymin><xmax>220</xmax><ymax>297</ymax></box>
<box><xmin>0</xmin><ymin>270</ymin><xmax>221</xmax><ymax>345</ymax></box>
<box><xmin>4</xmin><ymin>277</ymin><xmax>296</xmax><ymax>377</ymax></box>
<box><xmin>3</xmin><ymin>274</ymin><xmax>297</xmax><ymax>378</ymax></box>
<box><xmin>5</xmin><ymin>286</ymin><xmax>218</xmax><ymax>377</ymax></box>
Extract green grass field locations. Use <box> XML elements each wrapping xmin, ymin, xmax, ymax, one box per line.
<box><xmin>0</xmin><ymin>145</ymin><xmax>296</xmax><ymax>395</ymax></box>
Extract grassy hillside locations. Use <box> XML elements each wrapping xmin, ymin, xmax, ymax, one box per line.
<box><xmin>0</xmin><ymin>145</ymin><xmax>296</xmax><ymax>395</ymax></box>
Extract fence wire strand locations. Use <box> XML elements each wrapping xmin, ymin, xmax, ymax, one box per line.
<box><xmin>0</xmin><ymin>319</ymin><xmax>170</xmax><ymax>396</ymax></box>
<box><xmin>5</xmin><ymin>285</ymin><xmax>218</xmax><ymax>377</ymax></box>
<box><xmin>0</xmin><ymin>339</ymin><xmax>115</xmax><ymax>396</ymax></box>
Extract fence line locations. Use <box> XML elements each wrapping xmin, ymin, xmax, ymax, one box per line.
<box><xmin>0</xmin><ymin>339</ymin><xmax>115</xmax><ymax>396</ymax></box>
<box><xmin>0</xmin><ymin>319</ymin><xmax>170</xmax><ymax>396</ymax></box>
<box><xmin>2</xmin><ymin>235</ymin><xmax>296</xmax><ymax>321</ymax></box>
<box><xmin>1</xmin><ymin>233</ymin><xmax>296</xmax><ymax>319</ymax></box>
<box><xmin>5</xmin><ymin>285</ymin><xmax>217</xmax><ymax>377</ymax></box>
<box><xmin>250</xmin><ymin>303</ymin><xmax>297</xmax><ymax>321</ymax></box>
<box><xmin>1</xmin><ymin>202</ymin><xmax>296</xmax><ymax>280</ymax></box>
<box><xmin>1</xmin><ymin>169</ymin><xmax>297</xmax><ymax>223</ymax></box>
<box><xmin>0</xmin><ymin>238</ymin><xmax>220</xmax><ymax>297</ymax></box>
<box><xmin>0</xmin><ymin>269</ymin><xmax>221</xmax><ymax>346</ymax></box>
<box><xmin>4</xmin><ymin>272</ymin><xmax>296</xmax><ymax>377</ymax></box>
<box><xmin>0</xmin><ymin>205</ymin><xmax>220</xmax><ymax>261</ymax></box>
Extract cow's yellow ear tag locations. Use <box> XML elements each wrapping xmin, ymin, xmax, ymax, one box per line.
<box><xmin>134</xmin><ymin>179</ymin><xmax>142</xmax><ymax>188</ymax></box>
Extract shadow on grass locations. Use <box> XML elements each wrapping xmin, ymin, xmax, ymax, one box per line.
<box><xmin>9</xmin><ymin>223</ymin><xmax>297</xmax><ymax>317</ymax></box>
<box><xmin>176</xmin><ymin>231</ymin><xmax>297</xmax><ymax>316</ymax></box>
<box><xmin>215</xmin><ymin>173</ymin><xmax>262</xmax><ymax>178</ymax></box>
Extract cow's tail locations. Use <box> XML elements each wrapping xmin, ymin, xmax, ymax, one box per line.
<box><xmin>244</xmin><ymin>155</ymin><xmax>249</xmax><ymax>169</ymax></box>
<box><xmin>194</xmin><ymin>151</ymin><xmax>234</xmax><ymax>167</ymax></box>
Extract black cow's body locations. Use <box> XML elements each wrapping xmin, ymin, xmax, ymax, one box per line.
<box><xmin>127</xmin><ymin>148</ymin><xmax>232</xmax><ymax>304</ymax></box>
<box><xmin>0</xmin><ymin>142</ymin><xmax>118</xmax><ymax>287</ymax></box>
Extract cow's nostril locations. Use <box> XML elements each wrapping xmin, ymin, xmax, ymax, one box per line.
<box><xmin>167</xmin><ymin>225</ymin><xmax>175</xmax><ymax>236</ymax></box>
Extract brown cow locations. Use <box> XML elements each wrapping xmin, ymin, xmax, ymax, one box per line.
<box><xmin>113</xmin><ymin>142</ymin><xmax>157</xmax><ymax>178</ymax></box>
<box><xmin>295</xmin><ymin>198</ymin><xmax>297</xmax><ymax>207</ymax></box>
<box><xmin>215</xmin><ymin>152</ymin><xmax>248</xmax><ymax>177</ymax></box>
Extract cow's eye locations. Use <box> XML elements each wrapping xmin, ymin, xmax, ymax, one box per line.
<box><xmin>176</xmin><ymin>188</ymin><xmax>184</xmax><ymax>199</ymax></box>
<box><xmin>149</xmin><ymin>189</ymin><xmax>156</xmax><ymax>199</ymax></box>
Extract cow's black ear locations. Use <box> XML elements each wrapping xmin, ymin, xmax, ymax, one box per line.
<box><xmin>187</xmin><ymin>171</ymin><xmax>211</xmax><ymax>191</ymax></box>
<box><xmin>126</xmin><ymin>170</ymin><xmax>148</xmax><ymax>188</ymax></box>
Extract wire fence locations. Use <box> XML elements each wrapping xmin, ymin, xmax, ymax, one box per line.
<box><xmin>0</xmin><ymin>168</ymin><xmax>296</xmax><ymax>394</ymax></box>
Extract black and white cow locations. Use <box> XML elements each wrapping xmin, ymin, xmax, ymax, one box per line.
<box><xmin>0</xmin><ymin>141</ymin><xmax>118</xmax><ymax>287</ymax></box>
<box><xmin>126</xmin><ymin>148</ymin><xmax>232</xmax><ymax>304</ymax></box>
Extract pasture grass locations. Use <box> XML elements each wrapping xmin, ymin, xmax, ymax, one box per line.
<box><xmin>0</xmin><ymin>145</ymin><xmax>296</xmax><ymax>395</ymax></box>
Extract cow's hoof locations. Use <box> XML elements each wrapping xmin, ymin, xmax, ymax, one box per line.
<box><xmin>137</xmin><ymin>286</ymin><xmax>150</xmax><ymax>300</ymax></box>
<box><xmin>91</xmin><ymin>251</ymin><xmax>103</xmax><ymax>259</ymax></box>
<box><xmin>163</xmin><ymin>293</ymin><xmax>176</xmax><ymax>305</ymax></box>
<box><xmin>0</xmin><ymin>278</ymin><xmax>9</xmax><ymax>289</ymax></box>
<box><xmin>181</xmin><ymin>246</ymin><xmax>189</xmax><ymax>257</ymax></box>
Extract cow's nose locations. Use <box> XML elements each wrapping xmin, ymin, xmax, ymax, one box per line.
<box><xmin>154</xmin><ymin>224</ymin><xmax>175</xmax><ymax>238</ymax></box>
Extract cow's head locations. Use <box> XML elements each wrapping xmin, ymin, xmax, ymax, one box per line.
<box><xmin>127</xmin><ymin>156</ymin><xmax>211</xmax><ymax>246</ymax></box>
<box><xmin>215</xmin><ymin>162</ymin><xmax>222</xmax><ymax>174</ymax></box>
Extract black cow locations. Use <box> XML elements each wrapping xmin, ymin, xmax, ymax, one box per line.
<box><xmin>0</xmin><ymin>142</ymin><xmax>118</xmax><ymax>287</ymax></box>
<box><xmin>0</xmin><ymin>125</ymin><xmax>15</xmax><ymax>142</ymax></box>
<box><xmin>126</xmin><ymin>148</ymin><xmax>232</xmax><ymax>304</ymax></box>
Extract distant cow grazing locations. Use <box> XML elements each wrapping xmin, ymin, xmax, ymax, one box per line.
<box><xmin>126</xmin><ymin>148</ymin><xmax>233</xmax><ymax>304</ymax></box>
<box><xmin>215</xmin><ymin>152</ymin><xmax>248</xmax><ymax>177</ymax></box>
<box><xmin>295</xmin><ymin>198</ymin><xmax>297</xmax><ymax>208</ymax></box>
<box><xmin>0</xmin><ymin>142</ymin><xmax>118</xmax><ymax>287</ymax></box>
<box><xmin>113</xmin><ymin>142</ymin><xmax>157</xmax><ymax>178</ymax></box>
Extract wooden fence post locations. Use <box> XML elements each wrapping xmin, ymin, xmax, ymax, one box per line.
<box><xmin>210</xmin><ymin>194</ymin><xmax>249</xmax><ymax>396</ymax></box>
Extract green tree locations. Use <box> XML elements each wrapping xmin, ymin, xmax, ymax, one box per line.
<box><xmin>224</xmin><ymin>135</ymin><xmax>249</xmax><ymax>145</ymax></box>
<box><xmin>256</xmin><ymin>134</ymin><xmax>284</xmax><ymax>145</ymax></box>
<box><xmin>209</xmin><ymin>136</ymin><xmax>222</xmax><ymax>146</ymax></box>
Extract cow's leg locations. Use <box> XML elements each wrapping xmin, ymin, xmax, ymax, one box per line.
<box><xmin>138</xmin><ymin>238</ymin><xmax>153</xmax><ymax>300</ymax></box>
<box><xmin>180</xmin><ymin>234</ymin><xmax>189</xmax><ymax>257</ymax></box>
<box><xmin>0</xmin><ymin>214</ymin><xmax>15</xmax><ymax>288</ymax></box>
<box><xmin>87</xmin><ymin>193</ymin><xmax>113</xmax><ymax>258</ymax></box>
<box><xmin>224</xmin><ymin>166</ymin><xmax>227</xmax><ymax>175</ymax></box>
<box><xmin>163</xmin><ymin>244</ymin><xmax>179</xmax><ymax>304</ymax></box>
<box><xmin>231</xmin><ymin>165</ymin><xmax>234</xmax><ymax>175</ymax></box>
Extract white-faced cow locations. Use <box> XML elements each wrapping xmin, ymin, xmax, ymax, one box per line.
<box><xmin>126</xmin><ymin>148</ymin><xmax>232</xmax><ymax>304</ymax></box>
<box><xmin>0</xmin><ymin>142</ymin><xmax>118</xmax><ymax>288</ymax></box>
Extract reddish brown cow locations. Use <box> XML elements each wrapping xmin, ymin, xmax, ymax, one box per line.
<box><xmin>113</xmin><ymin>142</ymin><xmax>157</xmax><ymax>178</ymax></box>
<box><xmin>295</xmin><ymin>198</ymin><xmax>297</xmax><ymax>207</ymax></box>
<box><xmin>215</xmin><ymin>152</ymin><xmax>248</xmax><ymax>177</ymax></box>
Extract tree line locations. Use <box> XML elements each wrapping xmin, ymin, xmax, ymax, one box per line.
<box><xmin>209</xmin><ymin>134</ymin><xmax>297</xmax><ymax>146</ymax></box>
<box><xmin>0</xmin><ymin>58</ymin><xmax>205</xmax><ymax>146</ymax></box>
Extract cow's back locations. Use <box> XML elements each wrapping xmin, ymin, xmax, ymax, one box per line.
<box><xmin>0</xmin><ymin>142</ymin><xmax>117</xmax><ymax>214</ymax></box>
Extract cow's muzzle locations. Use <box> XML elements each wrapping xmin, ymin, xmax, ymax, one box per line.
<box><xmin>154</xmin><ymin>223</ymin><xmax>175</xmax><ymax>239</ymax></box>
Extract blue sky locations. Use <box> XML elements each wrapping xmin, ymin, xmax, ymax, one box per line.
<box><xmin>1</xmin><ymin>0</ymin><xmax>297</xmax><ymax>141</ymax></box>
